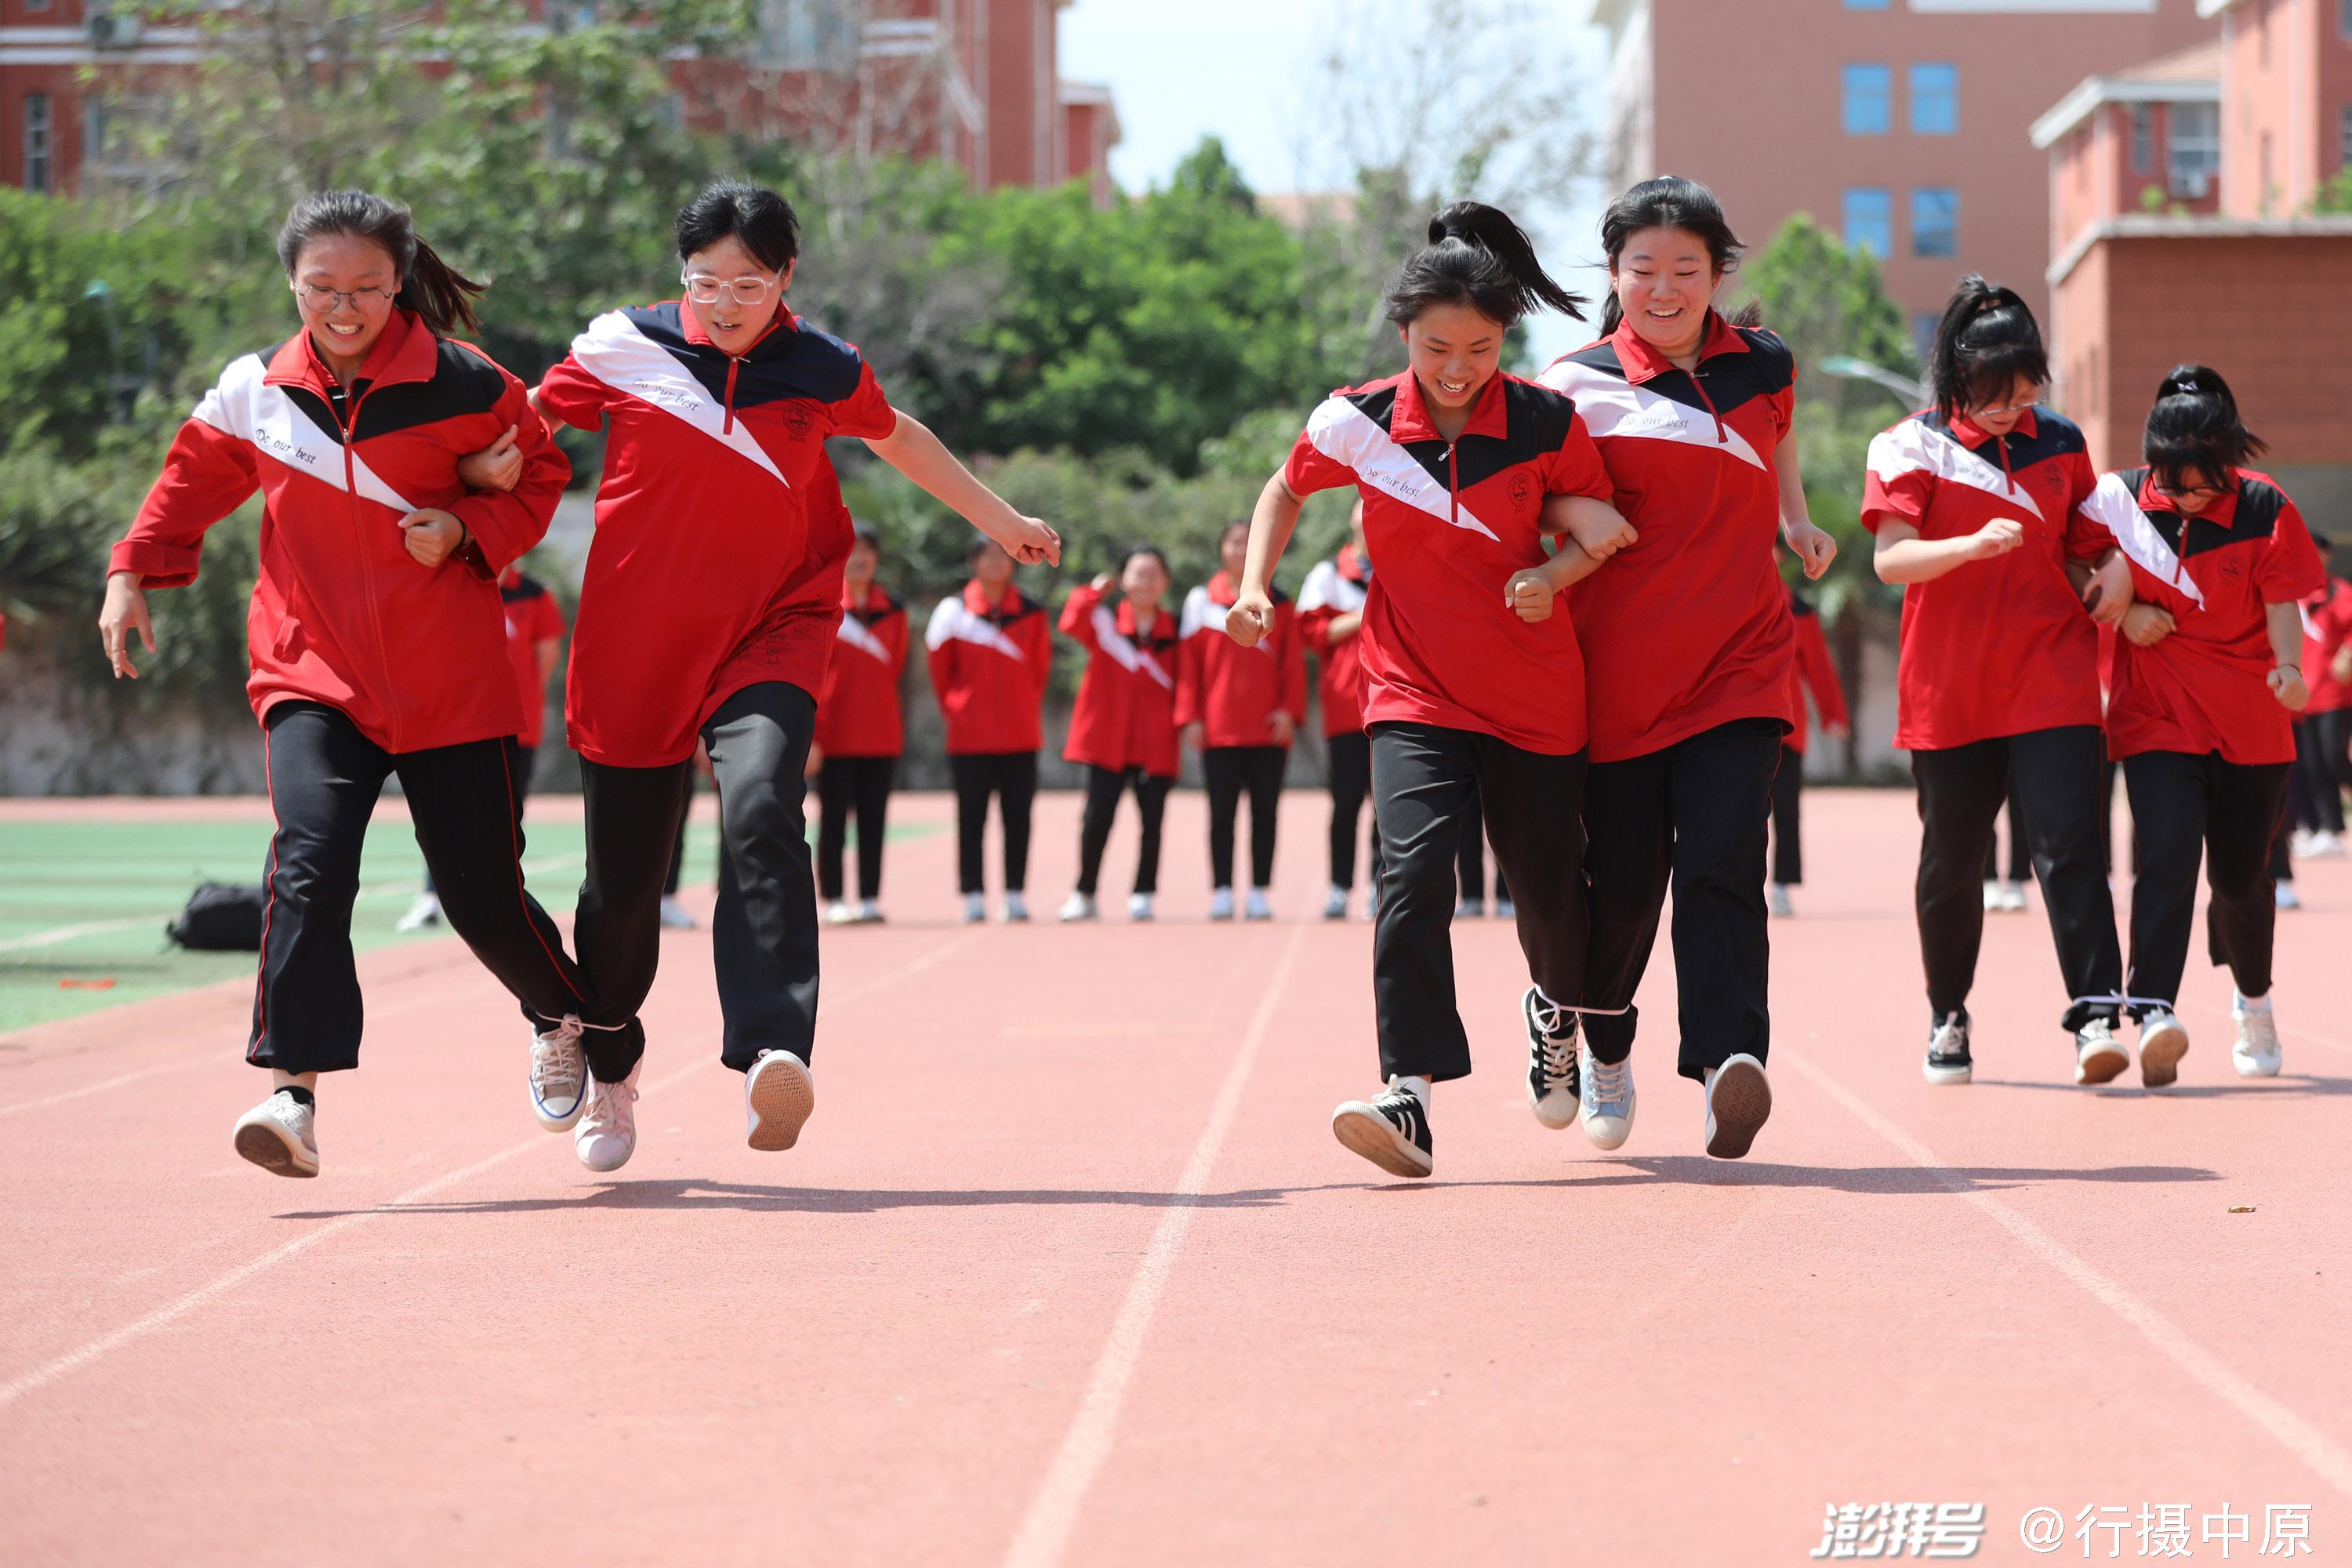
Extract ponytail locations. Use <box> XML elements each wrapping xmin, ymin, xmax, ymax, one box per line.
<box><xmin>1381</xmin><ymin>201</ymin><xmax>1585</xmax><ymax>329</ymax></box>
<box><xmin>2144</xmin><ymin>363</ymin><xmax>2265</xmax><ymax>490</ymax></box>
<box><xmin>277</xmin><ymin>189</ymin><xmax>485</xmax><ymax>339</ymax></box>
<box><xmin>1926</xmin><ymin>274</ymin><xmax>2044</xmax><ymax>421</ymax></box>
<box><xmin>1597</xmin><ymin>175</ymin><xmax>1746</xmax><ymax>336</ymax></box>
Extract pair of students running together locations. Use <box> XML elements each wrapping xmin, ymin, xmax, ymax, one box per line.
<box><xmin>1867</xmin><ymin>280</ymin><xmax>2321</xmax><ymax>1090</ymax></box>
<box><xmin>99</xmin><ymin>181</ymin><xmax>1060</xmax><ymax>1178</ymax></box>
<box><xmin>1231</xmin><ymin>176</ymin><xmax>1838</xmax><ymax>1179</ymax></box>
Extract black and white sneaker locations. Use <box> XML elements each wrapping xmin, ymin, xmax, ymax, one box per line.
<box><xmin>1330</xmin><ymin>1079</ymin><xmax>1434</xmax><ymax>1178</ymax></box>
<box><xmin>1923</xmin><ymin>1012</ymin><xmax>1973</xmax><ymax>1086</ymax></box>
<box><xmin>1523</xmin><ymin>987</ymin><xmax>1581</xmax><ymax>1130</ymax></box>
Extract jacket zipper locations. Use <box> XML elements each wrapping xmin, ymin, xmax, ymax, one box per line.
<box><xmin>723</xmin><ymin>357</ymin><xmax>742</xmax><ymax>434</ymax></box>
<box><xmin>1447</xmin><ymin>442</ymin><xmax>1460</xmax><ymax>526</ymax></box>
<box><xmin>338</xmin><ymin>380</ymin><xmax>402</xmax><ymax>751</ymax></box>
<box><xmin>1688</xmin><ymin>367</ymin><xmax>1728</xmax><ymax>444</ymax></box>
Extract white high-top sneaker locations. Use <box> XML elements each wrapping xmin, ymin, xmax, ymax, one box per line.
<box><xmin>2231</xmin><ymin>991</ymin><xmax>2282</xmax><ymax>1078</ymax></box>
<box><xmin>1058</xmin><ymin>891</ymin><xmax>1098</xmax><ymax>923</ymax></box>
<box><xmin>529</xmin><ymin>1016</ymin><xmax>588</xmax><ymax>1131</ymax></box>
<box><xmin>574</xmin><ymin>1062</ymin><xmax>642</xmax><ymax>1173</ymax></box>
<box><xmin>824</xmin><ymin>900</ymin><xmax>857</xmax><ymax>925</ymax></box>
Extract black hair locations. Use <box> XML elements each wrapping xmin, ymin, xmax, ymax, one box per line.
<box><xmin>1381</xmin><ymin>201</ymin><xmax>1584</xmax><ymax>329</ymax></box>
<box><xmin>848</xmin><ymin>523</ymin><xmax>882</xmax><ymax>559</ymax></box>
<box><xmin>277</xmin><ymin>189</ymin><xmax>485</xmax><ymax>337</ymax></box>
<box><xmin>1927</xmin><ymin>276</ymin><xmax>2046</xmax><ymax>422</ymax></box>
<box><xmin>967</xmin><ymin>534</ymin><xmax>1010</xmax><ymax>566</ymax></box>
<box><xmin>1219</xmin><ymin>517</ymin><xmax>1250</xmax><ymax>543</ymax></box>
<box><xmin>1118</xmin><ymin>544</ymin><xmax>1170</xmax><ymax>576</ymax></box>
<box><xmin>675</xmin><ymin>179</ymin><xmax>800</xmax><ymax>274</ymax></box>
<box><xmin>1597</xmin><ymin>175</ymin><xmax>1744</xmax><ymax>336</ymax></box>
<box><xmin>2143</xmin><ymin>364</ymin><xmax>2266</xmax><ymax>492</ymax></box>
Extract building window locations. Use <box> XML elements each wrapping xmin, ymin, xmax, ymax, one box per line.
<box><xmin>2130</xmin><ymin>105</ymin><xmax>2152</xmax><ymax>175</ymax></box>
<box><xmin>24</xmin><ymin>94</ymin><xmax>53</xmax><ymax>195</ymax></box>
<box><xmin>1843</xmin><ymin>64</ymin><xmax>1892</xmax><ymax>136</ymax></box>
<box><xmin>759</xmin><ymin>0</ymin><xmax>855</xmax><ymax>71</ymax></box>
<box><xmin>2341</xmin><ymin>103</ymin><xmax>2352</xmax><ymax>166</ymax></box>
<box><xmin>1910</xmin><ymin>64</ymin><xmax>1958</xmax><ymax>134</ymax></box>
<box><xmin>1844</xmin><ymin>187</ymin><xmax>1892</xmax><ymax>258</ymax></box>
<box><xmin>2169</xmin><ymin>101</ymin><xmax>2219</xmax><ymax>198</ymax></box>
<box><xmin>2342</xmin><ymin>0</ymin><xmax>2351</xmax><ymax>38</ymax></box>
<box><xmin>1911</xmin><ymin>187</ymin><xmax>1959</xmax><ymax>256</ymax></box>
<box><xmin>1846</xmin><ymin>0</ymin><xmax>1890</xmax><ymax>8</ymax></box>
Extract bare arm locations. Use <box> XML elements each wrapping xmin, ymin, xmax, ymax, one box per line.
<box><xmin>1228</xmin><ymin>472</ymin><xmax>1304</xmax><ymax>648</ymax></box>
<box><xmin>2267</xmin><ymin>601</ymin><xmax>2310</xmax><ymax>711</ymax></box>
<box><xmin>1776</xmin><ymin>430</ymin><xmax>1837</xmax><ymax>579</ymax></box>
<box><xmin>866</xmin><ymin>410</ymin><xmax>1061</xmax><ymax>565</ymax></box>
<box><xmin>1326</xmin><ymin>610</ymin><xmax>1363</xmax><ymax>643</ymax></box>
<box><xmin>1871</xmin><ymin>516</ymin><xmax>2026</xmax><ymax>585</ymax></box>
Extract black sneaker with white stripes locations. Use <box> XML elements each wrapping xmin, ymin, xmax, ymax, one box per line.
<box><xmin>1523</xmin><ymin>986</ymin><xmax>1581</xmax><ymax>1130</ymax></box>
<box><xmin>1923</xmin><ymin>1011</ymin><xmax>1973</xmax><ymax>1086</ymax></box>
<box><xmin>1330</xmin><ymin>1080</ymin><xmax>1434</xmax><ymax>1178</ymax></box>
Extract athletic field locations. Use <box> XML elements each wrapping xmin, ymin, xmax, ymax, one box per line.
<box><xmin>2</xmin><ymin>788</ymin><xmax>2346</xmax><ymax>1565</ymax></box>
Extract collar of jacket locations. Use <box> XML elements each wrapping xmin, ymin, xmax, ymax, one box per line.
<box><xmin>265</xmin><ymin>307</ymin><xmax>438</xmax><ymax>396</ymax></box>
<box><xmin>1607</xmin><ymin>307</ymin><xmax>1749</xmax><ymax>387</ymax></box>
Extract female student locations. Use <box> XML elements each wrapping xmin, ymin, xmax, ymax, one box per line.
<box><xmin>1860</xmin><ymin>278</ymin><xmax>2132</xmax><ymax>1088</ymax></box>
<box><xmin>928</xmin><ymin>537</ymin><xmax>1054</xmax><ymax>924</ymax></box>
<box><xmin>98</xmin><ymin>189</ymin><xmax>584</xmax><ymax>1178</ymax></box>
<box><xmin>1298</xmin><ymin>503</ymin><xmax>1379</xmax><ymax>920</ymax></box>
<box><xmin>2289</xmin><ymin>547</ymin><xmax>2351</xmax><ymax>858</ymax></box>
<box><xmin>1533</xmin><ymin>175</ymin><xmax>1838</xmax><ymax>1160</ymax></box>
<box><xmin>1767</xmin><ymin>578</ymin><xmax>1849</xmax><ymax>918</ymax></box>
<box><xmin>1228</xmin><ymin>201</ymin><xmax>1630</xmax><ymax>1179</ymax></box>
<box><xmin>2077</xmin><ymin>366</ymin><xmax>2323</xmax><ymax>1083</ymax></box>
<box><xmin>1057</xmin><ymin>547</ymin><xmax>1182</xmax><ymax>922</ymax></box>
<box><xmin>531</xmin><ymin>180</ymin><xmax>1060</xmax><ymax>1172</ymax></box>
<box><xmin>1179</xmin><ymin>520</ymin><xmax>1308</xmax><ymax>920</ymax></box>
<box><xmin>1454</xmin><ymin>797</ymin><xmax>1511</xmax><ymax>920</ymax></box>
<box><xmin>812</xmin><ymin>524</ymin><xmax>906</xmax><ymax>925</ymax></box>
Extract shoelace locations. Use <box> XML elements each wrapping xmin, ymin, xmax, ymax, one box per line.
<box><xmin>532</xmin><ymin>1017</ymin><xmax>586</xmax><ymax>1094</ymax></box>
<box><xmin>584</xmin><ymin>1075</ymin><xmax>638</xmax><ymax>1127</ymax></box>
<box><xmin>1376</xmin><ymin>1085</ymin><xmax>1424</xmax><ymax>1138</ymax></box>
<box><xmin>1584</xmin><ymin>1055</ymin><xmax>1631</xmax><ymax>1109</ymax></box>
<box><xmin>1529</xmin><ymin>996</ymin><xmax>1577</xmax><ymax>1089</ymax></box>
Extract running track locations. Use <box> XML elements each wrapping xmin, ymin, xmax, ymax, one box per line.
<box><xmin>2</xmin><ymin>789</ymin><xmax>2347</xmax><ymax>1565</ymax></box>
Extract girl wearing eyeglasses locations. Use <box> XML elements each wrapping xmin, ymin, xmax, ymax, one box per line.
<box><xmin>2075</xmin><ymin>365</ymin><xmax>2324</xmax><ymax>1084</ymax></box>
<box><xmin>1862</xmin><ymin>277</ymin><xmax>2133</xmax><ymax>1091</ymax></box>
<box><xmin>98</xmin><ymin>189</ymin><xmax>586</xmax><ymax>1179</ymax></box>
<box><xmin>517</xmin><ymin>180</ymin><xmax>1062</xmax><ymax>1171</ymax></box>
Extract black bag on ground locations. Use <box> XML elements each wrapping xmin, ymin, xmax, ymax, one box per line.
<box><xmin>165</xmin><ymin>883</ymin><xmax>268</xmax><ymax>952</ymax></box>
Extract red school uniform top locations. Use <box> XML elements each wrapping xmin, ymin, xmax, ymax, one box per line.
<box><xmin>1298</xmin><ymin>543</ymin><xmax>1374</xmax><ymax>738</ymax></box>
<box><xmin>2300</xmin><ymin>577</ymin><xmax>2352</xmax><ymax>715</ymax></box>
<box><xmin>1280</xmin><ymin>368</ymin><xmax>1614</xmax><ymax>756</ymax></box>
<box><xmin>925</xmin><ymin>580</ymin><xmax>1052</xmax><ymax>754</ymax></box>
<box><xmin>2077</xmin><ymin>467</ymin><xmax>2325</xmax><ymax>765</ymax></box>
<box><xmin>500</xmin><ymin>568</ymin><xmax>567</xmax><ymax>750</ymax></box>
<box><xmin>1784</xmin><ymin>586</ymin><xmax>1849</xmax><ymax>757</ymax></box>
<box><xmin>1860</xmin><ymin>405</ymin><xmax>2106</xmax><ymax>751</ymax></box>
<box><xmin>1061</xmin><ymin>583</ymin><xmax>1181</xmax><ymax>777</ymax></box>
<box><xmin>1176</xmin><ymin>571</ymin><xmax>1308</xmax><ymax>749</ymax></box>
<box><xmin>535</xmin><ymin>300</ymin><xmax>896</xmax><ymax>768</ymax></box>
<box><xmin>1539</xmin><ymin>312</ymin><xmax>1797</xmax><ymax>764</ymax></box>
<box><xmin>111</xmin><ymin>310</ymin><xmax>568</xmax><ymax>753</ymax></box>
<box><xmin>815</xmin><ymin>582</ymin><xmax>908</xmax><ymax>758</ymax></box>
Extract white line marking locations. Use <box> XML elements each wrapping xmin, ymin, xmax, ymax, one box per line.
<box><xmin>0</xmin><ymin>918</ymin><xmax>150</xmax><ymax>955</ymax></box>
<box><xmin>1783</xmin><ymin>1049</ymin><xmax>2352</xmax><ymax>1503</ymax></box>
<box><xmin>1001</xmin><ymin>926</ymin><xmax>1304</xmax><ymax>1568</ymax></box>
<box><xmin>0</xmin><ymin>927</ymin><xmax>985</xmax><ymax>1408</ymax></box>
<box><xmin>2278</xmin><ymin>1022</ymin><xmax>2352</xmax><ymax>1059</ymax></box>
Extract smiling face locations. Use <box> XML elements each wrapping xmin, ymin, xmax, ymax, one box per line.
<box><xmin>1611</xmin><ymin>225</ymin><xmax>1720</xmax><ymax>358</ymax></box>
<box><xmin>1400</xmin><ymin>301</ymin><xmax>1508</xmax><ymax>419</ymax></box>
<box><xmin>1965</xmin><ymin>373</ymin><xmax>2042</xmax><ymax>439</ymax></box>
<box><xmin>683</xmin><ymin>234</ymin><xmax>793</xmax><ymax>357</ymax></box>
<box><xmin>1120</xmin><ymin>551</ymin><xmax>1169</xmax><ymax>612</ymax></box>
<box><xmin>2156</xmin><ymin>464</ymin><xmax>2228</xmax><ymax>516</ymax></box>
<box><xmin>291</xmin><ymin>233</ymin><xmax>401</xmax><ymax>375</ymax></box>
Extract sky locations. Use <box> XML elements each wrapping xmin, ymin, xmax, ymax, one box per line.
<box><xmin>1058</xmin><ymin>0</ymin><xmax>1612</xmax><ymax>367</ymax></box>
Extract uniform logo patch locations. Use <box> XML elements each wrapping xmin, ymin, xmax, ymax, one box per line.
<box><xmin>1508</xmin><ymin>471</ymin><xmax>1536</xmax><ymax>511</ymax></box>
<box><xmin>782</xmin><ymin>403</ymin><xmax>816</xmax><ymax>440</ymax></box>
<box><xmin>2219</xmin><ymin>554</ymin><xmax>2245</xmax><ymax>586</ymax></box>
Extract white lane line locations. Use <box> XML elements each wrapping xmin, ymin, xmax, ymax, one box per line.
<box><xmin>2278</xmin><ymin>1022</ymin><xmax>2352</xmax><ymax>1059</ymax></box>
<box><xmin>1783</xmin><ymin>1050</ymin><xmax>2352</xmax><ymax>1503</ymax></box>
<box><xmin>1001</xmin><ymin>926</ymin><xmax>1305</xmax><ymax>1568</ymax></box>
<box><xmin>0</xmin><ymin>927</ymin><xmax>984</xmax><ymax>1408</ymax></box>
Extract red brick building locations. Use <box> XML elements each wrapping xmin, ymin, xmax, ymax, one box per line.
<box><xmin>0</xmin><ymin>0</ymin><xmax>1118</xmax><ymax>201</ymax></box>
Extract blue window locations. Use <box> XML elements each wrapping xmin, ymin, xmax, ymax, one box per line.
<box><xmin>1843</xmin><ymin>64</ymin><xmax>1892</xmax><ymax>135</ymax></box>
<box><xmin>1846</xmin><ymin>0</ymin><xmax>1889</xmax><ymax>8</ymax></box>
<box><xmin>1845</xmin><ymin>188</ymin><xmax>1892</xmax><ymax>258</ymax></box>
<box><xmin>1911</xmin><ymin>187</ymin><xmax>1959</xmax><ymax>257</ymax></box>
<box><xmin>1910</xmin><ymin>63</ymin><xmax>1958</xmax><ymax>135</ymax></box>
<box><xmin>1913</xmin><ymin>314</ymin><xmax>1943</xmax><ymax>365</ymax></box>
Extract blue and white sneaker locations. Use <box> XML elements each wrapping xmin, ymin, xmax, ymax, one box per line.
<box><xmin>530</xmin><ymin>1016</ymin><xmax>588</xmax><ymax>1132</ymax></box>
<box><xmin>1331</xmin><ymin>1079</ymin><xmax>1433</xmax><ymax>1178</ymax></box>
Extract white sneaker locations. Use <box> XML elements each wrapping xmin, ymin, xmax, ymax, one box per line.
<box><xmin>1209</xmin><ymin>887</ymin><xmax>1236</xmax><ymax>921</ymax></box>
<box><xmin>856</xmin><ymin>900</ymin><xmax>884</xmax><ymax>924</ymax></box>
<box><xmin>1998</xmin><ymin>880</ymin><xmax>2028</xmax><ymax>913</ymax></box>
<box><xmin>1127</xmin><ymin>892</ymin><xmax>1155</xmax><ymax>921</ymax></box>
<box><xmin>1767</xmin><ymin>884</ymin><xmax>1795</xmax><ymax>918</ymax></box>
<box><xmin>1001</xmin><ymin>891</ymin><xmax>1030</xmax><ymax>924</ymax></box>
<box><xmin>396</xmin><ymin>891</ymin><xmax>443</xmax><ymax>932</ymax></box>
<box><xmin>1702</xmin><ymin>1054</ymin><xmax>1772</xmax><ymax>1160</ymax></box>
<box><xmin>746</xmin><ymin>1049</ymin><xmax>815</xmax><ymax>1151</ymax></box>
<box><xmin>574</xmin><ymin>1061</ymin><xmax>641</xmax><ymax>1173</ymax></box>
<box><xmin>962</xmin><ymin>891</ymin><xmax>987</xmax><ymax>924</ymax></box>
<box><xmin>1982</xmin><ymin>880</ymin><xmax>2004</xmax><ymax>912</ymax></box>
<box><xmin>2275</xmin><ymin>882</ymin><xmax>2302</xmax><ymax>910</ymax></box>
<box><xmin>1494</xmin><ymin>897</ymin><xmax>1515</xmax><ymax>920</ymax></box>
<box><xmin>233</xmin><ymin>1088</ymin><xmax>319</xmax><ymax>1178</ymax></box>
<box><xmin>824</xmin><ymin>899</ymin><xmax>857</xmax><ymax>925</ymax></box>
<box><xmin>1244</xmin><ymin>887</ymin><xmax>1273</xmax><ymax>922</ymax></box>
<box><xmin>2137</xmin><ymin>1007</ymin><xmax>2190</xmax><ymax>1087</ymax></box>
<box><xmin>529</xmin><ymin>1015</ymin><xmax>589</xmax><ymax>1131</ymax></box>
<box><xmin>1323</xmin><ymin>884</ymin><xmax>1350</xmax><ymax>920</ymax></box>
<box><xmin>2304</xmin><ymin>829</ymin><xmax>2346</xmax><ymax>858</ymax></box>
<box><xmin>658</xmin><ymin>895</ymin><xmax>696</xmax><ymax>930</ymax></box>
<box><xmin>1058</xmin><ymin>891</ymin><xmax>1098</xmax><ymax>922</ymax></box>
<box><xmin>1579</xmin><ymin>1044</ymin><xmax>1635</xmax><ymax>1151</ymax></box>
<box><xmin>2231</xmin><ymin>992</ymin><xmax>2281</xmax><ymax>1078</ymax></box>
<box><xmin>2290</xmin><ymin>829</ymin><xmax>2319</xmax><ymax>858</ymax></box>
<box><xmin>1454</xmin><ymin>898</ymin><xmax>1485</xmax><ymax>920</ymax></box>
<box><xmin>2074</xmin><ymin>1017</ymin><xmax>2130</xmax><ymax>1086</ymax></box>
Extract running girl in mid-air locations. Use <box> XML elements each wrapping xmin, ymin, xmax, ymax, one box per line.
<box><xmin>99</xmin><ymin>189</ymin><xmax>587</xmax><ymax>1178</ymax></box>
<box><xmin>2078</xmin><ymin>366</ymin><xmax>2322</xmax><ymax>1083</ymax></box>
<box><xmin>812</xmin><ymin>524</ymin><xmax>906</xmax><ymax>926</ymax></box>
<box><xmin>1058</xmin><ymin>547</ymin><xmax>1182</xmax><ymax>922</ymax></box>
<box><xmin>1861</xmin><ymin>278</ymin><xmax>2133</xmax><ymax>1087</ymax></box>
<box><xmin>1229</xmin><ymin>201</ymin><xmax>1631</xmax><ymax>1179</ymax></box>
<box><xmin>1298</xmin><ymin>503</ymin><xmax>1379</xmax><ymax>920</ymax></box>
<box><xmin>530</xmin><ymin>179</ymin><xmax>1059</xmax><ymax>1171</ymax></box>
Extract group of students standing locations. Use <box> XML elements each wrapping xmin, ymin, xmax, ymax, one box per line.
<box><xmin>99</xmin><ymin>169</ymin><xmax>2329</xmax><ymax>1189</ymax></box>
